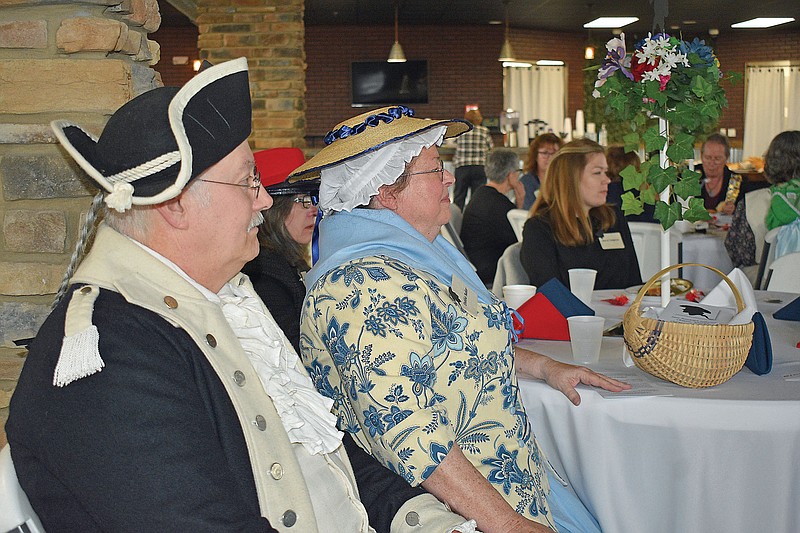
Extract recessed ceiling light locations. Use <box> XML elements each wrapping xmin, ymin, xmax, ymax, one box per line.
<box><xmin>536</xmin><ymin>59</ymin><xmax>565</xmax><ymax>66</ymax></box>
<box><xmin>488</xmin><ymin>20</ymin><xmax>503</xmax><ymax>25</ymax></box>
<box><xmin>682</xmin><ymin>20</ymin><xmax>697</xmax><ymax>25</ymax></box>
<box><xmin>502</xmin><ymin>61</ymin><xmax>533</xmax><ymax>68</ymax></box>
<box><xmin>731</xmin><ymin>17</ymin><xmax>795</xmax><ymax>28</ymax></box>
<box><xmin>670</xmin><ymin>25</ymin><xmax>680</xmax><ymax>30</ymax></box>
<box><xmin>583</xmin><ymin>17</ymin><xmax>639</xmax><ymax>29</ymax></box>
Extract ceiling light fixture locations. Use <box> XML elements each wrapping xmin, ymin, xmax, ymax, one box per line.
<box><xmin>584</xmin><ymin>16</ymin><xmax>639</xmax><ymax>29</ymax></box>
<box><xmin>584</xmin><ymin>45</ymin><xmax>595</xmax><ymax>60</ymax></box>
<box><xmin>536</xmin><ymin>59</ymin><xmax>565</xmax><ymax>66</ymax></box>
<box><xmin>498</xmin><ymin>0</ymin><xmax>515</xmax><ymax>62</ymax></box>
<box><xmin>731</xmin><ymin>17</ymin><xmax>795</xmax><ymax>29</ymax></box>
<box><xmin>387</xmin><ymin>1</ymin><xmax>406</xmax><ymax>63</ymax></box>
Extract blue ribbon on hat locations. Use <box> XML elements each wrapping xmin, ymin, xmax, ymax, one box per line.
<box><xmin>323</xmin><ymin>106</ymin><xmax>415</xmax><ymax>145</ymax></box>
<box><xmin>311</xmin><ymin>209</ymin><xmax>323</xmax><ymax>265</ymax></box>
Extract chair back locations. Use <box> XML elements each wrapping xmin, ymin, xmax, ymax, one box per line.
<box><xmin>491</xmin><ymin>242</ymin><xmax>528</xmax><ymax>297</ymax></box>
<box><xmin>745</xmin><ymin>188</ymin><xmax>772</xmax><ymax>260</ymax></box>
<box><xmin>754</xmin><ymin>226</ymin><xmax>782</xmax><ymax>289</ymax></box>
<box><xmin>628</xmin><ymin>222</ymin><xmax>683</xmax><ymax>281</ymax></box>
<box><xmin>0</xmin><ymin>446</ymin><xmax>45</xmax><ymax>532</ymax></box>
<box><xmin>449</xmin><ymin>203</ymin><xmax>464</xmax><ymax>235</ymax></box>
<box><xmin>506</xmin><ymin>209</ymin><xmax>528</xmax><ymax>242</ymax></box>
<box><xmin>766</xmin><ymin>251</ymin><xmax>800</xmax><ymax>293</ymax></box>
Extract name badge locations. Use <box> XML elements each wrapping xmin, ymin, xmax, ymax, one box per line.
<box><xmin>450</xmin><ymin>276</ymin><xmax>481</xmax><ymax>315</ymax></box>
<box><xmin>599</xmin><ymin>232</ymin><xmax>625</xmax><ymax>250</ymax></box>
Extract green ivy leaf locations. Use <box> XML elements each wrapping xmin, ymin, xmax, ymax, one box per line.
<box><xmin>644</xmin><ymin>80</ymin><xmax>668</xmax><ymax>106</ymax></box>
<box><xmin>620</xmin><ymin>191</ymin><xmax>644</xmax><ymax>215</ymax></box>
<box><xmin>700</xmin><ymin>101</ymin><xmax>721</xmax><ymax>119</ymax></box>
<box><xmin>683</xmin><ymin>197</ymin><xmax>713</xmax><ymax>222</ymax></box>
<box><xmin>691</xmin><ymin>75</ymin><xmax>714</xmax><ymax>98</ymax></box>
<box><xmin>623</xmin><ymin>132</ymin><xmax>640</xmax><ymax>153</ymax></box>
<box><xmin>648</xmin><ymin>165</ymin><xmax>678</xmax><ymax>194</ymax></box>
<box><xmin>665</xmin><ymin>132</ymin><xmax>695</xmax><ymax>163</ymax></box>
<box><xmin>609</xmin><ymin>92</ymin><xmax>627</xmax><ymax>112</ymax></box>
<box><xmin>620</xmin><ymin>164</ymin><xmax>646</xmax><ymax>191</ymax></box>
<box><xmin>673</xmin><ymin>169</ymin><xmax>702</xmax><ymax>200</ymax></box>
<box><xmin>654</xmin><ymin>201</ymin><xmax>682</xmax><ymax>230</ymax></box>
<box><xmin>643</xmin><ymin>126</ymin><xmax>666</xmax><ymax>153</ymax></box>
<box><xmin>640</xmin><ymin>185</ymin><xmax>658</xmax><ymax>205</ymax></box>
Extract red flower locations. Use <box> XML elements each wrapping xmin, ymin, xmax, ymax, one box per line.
<box><xmin>658</xmin><ymin>74</ymin><xmax>670</xmax><ymax>91</ymax></box>
<box><xmin>630</xmin><ymin>53</ymin><xmax>658</xmax><ymax>82</ymax></box>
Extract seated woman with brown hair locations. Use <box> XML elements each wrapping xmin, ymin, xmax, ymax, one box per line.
<box><xmin>605</xmin><ymin>145</ymin><xmax>656</xmax><ymax>223</ymax></box>
<box><xmin>519</xmin><ymin>133</ymin><xmax>563</xmax><ymax>210</ymax></box>
<box><xmin>520</xmin><ymin>139</ymin><xmax>642</xmax><ymax>290</ymax></box>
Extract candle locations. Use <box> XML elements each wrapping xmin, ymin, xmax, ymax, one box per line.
<box><xmin>586</xmin><ymin>122</ymin><xmax>596</xmax><ymax>134</ymax></box>
<box><xmin>575</xmin><ymin>110</ymin><xmax>585</xmax><ymax>137</ymax></box>
<box><xmin>563</xmin><ymin>117</ymin><xmax>573</xmax><ymax>141</ymax></box>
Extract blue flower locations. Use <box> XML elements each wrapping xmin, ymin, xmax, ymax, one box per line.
<box><xmin>365</xmin><ymin>315</ymin><xmax>387</xmax><ymax>337</ymax></box>
<box><xmin>363</xmin><ymin>405</ymin><xmax>386</xmax><ymax>437</ymax></box>
<box><xmin>330</xmin><ymin>264</ymin><xmax>365</xmax><ymax>286</ymax></box>
<box><xmin>322</xmin><ymin>316</ymin><xmax>353</xmax><ymax>367</ymax></box>
<box><xmin>400</xmin><ymin>351</ymin><xmax>437</xmax><ymax>396</ymax></box>
<box><xmin>482</xmin><ymin>444</ymin><xmax>525</xmax><ymax>495</ymax></box>
<box><xmin>421</xmin><ymin>441</ymin><xmax>453</xmax><ymax>481</ymax></box>
<box><xmin>376</xmin><ymin>301</ymin><xmax>408</xmax><ymax>325</ymax></box>
<box><xmin>678</xmin><ymin>37</ymin><xmax>716</xmax><ymax>68</ymax></box>
<box><xmin>395</xmin><ymin>296</ymin><xmax>420</xmax><ymax>316</ymax></box>
<box><xmin>430</xmin><ymin>303</ymin><xmax>467</xmax><ymax>355</ymax></box>
<box><xmin>383</xmin><ymin>405</ymin><xmax>413</xmax><ymax>430</ymax></box>
<box><xmin>306</xmin><ymin>359</ymin><xmax>338</xmax><ymax>401</ymax></box>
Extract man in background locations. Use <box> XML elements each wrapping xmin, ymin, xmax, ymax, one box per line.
<box><xmin>452</xmin><ymin>108</ymin><xmax>494</xmax><ymax>210</ymax></box>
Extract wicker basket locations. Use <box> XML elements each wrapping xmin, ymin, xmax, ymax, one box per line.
<box><xmin>623</xmin><ymin>263</ymin><xmax>754</xmax><ymax>388</ymax></box>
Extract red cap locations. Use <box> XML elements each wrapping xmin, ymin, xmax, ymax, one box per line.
<box><xmin>253</xmin><ymin>148</ymin><xmax>305</xmax><ymax>188</ymax></box>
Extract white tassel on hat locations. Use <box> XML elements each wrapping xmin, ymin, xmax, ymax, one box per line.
<box><xmin>53</xmin><ymin>285</ymin><xmax>105</xmax><ymax>387</ymax></box>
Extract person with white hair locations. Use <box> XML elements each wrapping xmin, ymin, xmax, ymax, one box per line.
<box><xmin>6</xmin><ymin>60</ymin><xmax>472</xmax><ymax>533</ymax></box>
<box><xmin>291</xmin><ymin>106</ymin><xmax>630</xmax><ymax>533</ymax></box>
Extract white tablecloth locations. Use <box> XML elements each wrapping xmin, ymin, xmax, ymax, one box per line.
<box><xmin>681</xmin><ymin>231</ymin><xmax>734</xmax><ymax>291</ymax></box>
<box><xmin>518</xmin><ymin>290</ymin><xmax>800</xmax><ymax>533</ymax></box>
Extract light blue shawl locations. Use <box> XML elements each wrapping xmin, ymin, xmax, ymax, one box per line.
<box><xmin>305</xmin><ymin>209</ymin><xmax>495</xmax><ymax>304</ymax></box>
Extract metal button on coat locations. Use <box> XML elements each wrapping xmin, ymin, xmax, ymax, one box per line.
<box><xmin>205</xmin><ymin>334</ymin><xmax>217</xmax><ymax>347</ymax></box>
<box><xmin>233</xmin><ymin>370</ymin><xmax>246</xmax><ymax>386</ymax></box>
<box><xmin>80</xmin><ymin>286</ymin><xmax>92</xmax><ymax>294</ymax></box>
<box><xmin>164</xmin><ymin>296</ymin><xmax>178</xmax><ymax>309</ymax></box>
<box><xmin>269</xmin><ymin>462</ymin><xmax>284</xmax><ymax>480</ymax></box>
<box><xmin>281</xmin><ymin>510</ymin><xmax>297</xmax><ymax>527</ymax></box>
<box><xmin>405</xmin><ymin>511</ymin><xmax>420</xmax><ymax>526</ymax></box>
<box><xmin>254</xmin><ymin>415</ymin><xmax>266</xmax><ymax>431</ymax></box>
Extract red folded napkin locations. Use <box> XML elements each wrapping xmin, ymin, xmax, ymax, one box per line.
<box><xmin>514</xmin><ymin>293</ymin><xmax>571</xmax><ymax>340</ymax></box>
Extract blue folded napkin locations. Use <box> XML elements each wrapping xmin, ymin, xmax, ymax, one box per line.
<box><xmin>744</xmin><ymin>312</ymin><xmax>772</xmax><ymax>375</ymax></box>
<box><xmin>538</xmin><ymin>278</ymin><xmax>595</xmax><ymax>318</ymax></box>
<box><xmin>773</xmin><ymin>296</ymin><xmax>800</xmax><ymax>322</ymax></box>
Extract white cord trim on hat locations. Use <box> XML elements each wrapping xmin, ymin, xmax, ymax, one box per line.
<box><xmin>319</xmin><ymin>126</ymin><xmax>446</xmax><ymax>214</ymax></box>
<box><xmin>105</xmin><ymin>150</ymin><xmax>181</xmax><ymax>184</ymax></box>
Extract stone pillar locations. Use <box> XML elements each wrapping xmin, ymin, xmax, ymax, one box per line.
<box><xmin>0</xmin><ymin>0</ymin><xmax>163</xmax><ymax>445</ymax></box>
<box><xmin>196</xmin><ymin>0</ymin><xmax>306</xmax><ymax>150</ymax></box>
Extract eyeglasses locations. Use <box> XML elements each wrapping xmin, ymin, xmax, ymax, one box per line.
<box><xmin>199</xmin><ymin>169</ymin><xmax>261</xmax><ymax>198</ymax></box>
<box><xmin>292</xmin><ymin>194</ymin><xmax>319</xmax><ymax>208</ymax></box>
<box><xmin>537</xmin><ymin>151</ymin><xmax>557</xmax><ymax>157</ymax></box>
<box><xmin>401</xmin><ymin>164</ymin><xmax>445</xmax><ymax>180</ymax></box>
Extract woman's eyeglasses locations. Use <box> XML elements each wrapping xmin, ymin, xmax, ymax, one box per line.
<box><xmin>199</xmin><ymin>169</ymin><xmax>262</xmax><ymax>198</ymax></box>
<box><xmin>401</xmin><ymin>164</ymin><xmax>445</xmax><ymax>180</ymax></box>
<box><xmin>292</xmin><ymin>194</ymin><xmax>319</xmax><ymax>208</ymax></box>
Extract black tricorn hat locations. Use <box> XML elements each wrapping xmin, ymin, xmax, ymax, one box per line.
<box><xmin>51</xmin><ymin>57</ymin><xmax>251</xmax><ymax>212</ymax></box>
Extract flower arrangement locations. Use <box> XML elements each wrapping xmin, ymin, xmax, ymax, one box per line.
<box><xmin>592</xmin><ymin>33</ymin><xmax>738</xmax><ymax>229</ymax></box>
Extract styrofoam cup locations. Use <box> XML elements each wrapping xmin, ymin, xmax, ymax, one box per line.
<box><xmin>567</xmin><ymin>315</ymin><xmax>605</xmax><ymax>364</ymax></box>
<box><xmin>502</xmin><ymin>284</ymin><xmax>537</xmax><ymax>309</ymax></box>
<box><xmin>568</xmin><ymin>268</ymin><xmax>597</xmax><ymax>307</ymax></box>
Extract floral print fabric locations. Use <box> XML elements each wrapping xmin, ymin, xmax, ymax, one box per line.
<box><xmin>300</xmin><ymin>255</ymin><xmax>554</xmax><ymax>528</ymax></box>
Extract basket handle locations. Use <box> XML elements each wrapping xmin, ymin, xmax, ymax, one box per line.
<box><xmin>631</xmin><ymin>262</ymin><xmax>746</xmax><ymax>313</ymax></box>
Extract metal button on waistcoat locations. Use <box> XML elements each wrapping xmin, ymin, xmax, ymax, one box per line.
<box><xmin>205</xmin><ymin>334</ymin><xmax>217</xmax><ymax>347</ymax></box>
<box><xmin>164</xmin><ymin>296</ymin><xmax>178</xmax><ymax>309</ymax></box>
<box><xmin>238</xmin><ymin>276</ymin><xmax>246</xmax><ymax>286</ymax></box>
<box><xmin>405</xmin><ymin>511</ymin><xmax>420</xmax><ymax>526</ymax></box>
<box><xmin>281</xmin><ymin>510</ymin><xmax>297</xmax><ymax>527</ymax></box>
<box><xmin>233</xmin><ymin>370</ymin><xmax>246</xmax><ymax>386</ymax></box>
<box><xmin>80</xmin><ymin>286</ymin><xmax>92</xmax><ymax>294</ymax></box>
<box><xmin>254</xmin><ymin>415</ymin><xmax>267</xmax><ymax>431</ymax></box>
<box><xmin>269</xmin><ymin>462</ymin><xmax>284</xmax><ymax>480</ymax></box>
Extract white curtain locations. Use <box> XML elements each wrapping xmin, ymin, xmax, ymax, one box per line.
<box><xmin>504</xmin><ymin>66</ymin><xmax>565</xmax><ymax>148</ymax></box>
<box><xmin>743</xmin><ymin>66</ymin><xmax>800</xmax><ymax>159</ymax></box>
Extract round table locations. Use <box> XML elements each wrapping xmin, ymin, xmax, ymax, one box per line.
<box><xmin>518</xmin><ymin>290</ymin><xmax>800</xmax><ymax>533</ymax></box>
<box><xmin>680</xmin><ymin>230</ymin><xmax>734</xmax><ymax>291</ymax></box>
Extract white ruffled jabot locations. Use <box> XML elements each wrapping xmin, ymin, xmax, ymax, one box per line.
<box><xmin>218</xmin><ymin>281</ymin><xmax>343</xmax><ymax>455</ymax></box>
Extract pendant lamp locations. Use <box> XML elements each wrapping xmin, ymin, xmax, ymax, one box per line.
<box><xmin>388</xmin><ymin>1</ymin><xmax>407</xmax><ymax>63</ymax></box>
<box><xmin>499</xmin><ymin>0</ymin><xmax>516</xmax><ymax>62</ymax></box>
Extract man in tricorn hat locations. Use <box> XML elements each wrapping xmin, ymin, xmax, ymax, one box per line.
<box><xmin>6</xmin><ymin>58</ymin><xmax>473</xmax><ymax>532</ymax></box>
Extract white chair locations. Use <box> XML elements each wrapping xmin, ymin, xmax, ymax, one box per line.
<box><xmin>449</xmin><ymin>203</ymin><xmax>464</xmax><ymax>235</ymax></box>
<box><xmin>0</xmin><ymin>446</ymin><xmax>45</xmax><ymax>533</ymax></box>
<box><xmin>491</xmin><ymin>242</ymin><xmax>528</xmax><ymax>297</ymax></box>
<box><xmin>506</xmin><ymin>209</ymin><xmax>528</xmax><ymax>242</ymax></box>
<box><xmin>754</xmin><ymin>226</ymin><xmax>782</xmax><ymax>290</ymax></box>
<box><xmin>765</xmin><ymin>251</ymin><xmax>800</xmax><ymax>293</ymax></box>
<box><xmin>628</xmin><ymin>222</ymin><xmax>683</xmax><ymax>282</ymax></box>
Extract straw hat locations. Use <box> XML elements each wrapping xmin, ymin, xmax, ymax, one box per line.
<box><xmin>50</xmin><ymin>58</ymin><xmax>251</xmax><ymax>212</ymax></box>
<box><xmin>288</xmin><ymin>105</ymin><xmax>471</xmax><ymax>182</ymax></box>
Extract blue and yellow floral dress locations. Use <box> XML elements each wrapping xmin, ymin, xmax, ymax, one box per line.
<box><xmin>300</xmin><ymin>255</ymin><xmax>556</xmax><ymax>529</ymax></box>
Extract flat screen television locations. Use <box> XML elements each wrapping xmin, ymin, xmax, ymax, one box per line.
<box><xmin>351</xmin><ymin>60</ymin><xmax>428</xmax><ymax>107</ymax></box>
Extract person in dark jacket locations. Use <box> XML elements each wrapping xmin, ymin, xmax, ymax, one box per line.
<box><xmin>243</xmin><ymin>147</ymin><xmax>319</xmax><ymax>353</ymax></box>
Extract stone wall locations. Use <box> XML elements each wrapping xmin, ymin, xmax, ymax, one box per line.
<box><xmin>0</xmin><ymin>0</ymin><xmax>163</xmax><ymax>446</ymax></box>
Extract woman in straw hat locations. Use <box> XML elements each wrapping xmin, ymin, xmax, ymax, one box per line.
<box><xmin>291</xmin><ymin>106</ymin><xmax>629</xmax><ymax>533</ymax></box>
